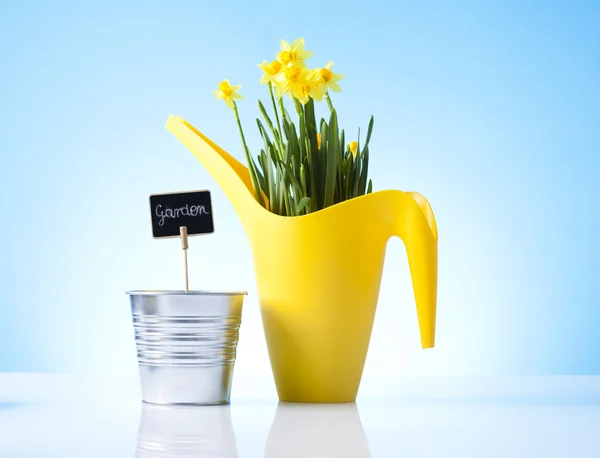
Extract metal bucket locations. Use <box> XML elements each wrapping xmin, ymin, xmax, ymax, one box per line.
<box><xmin>127</xmin><ymin>290</ymin><xmax>246</xmax><ymax>405</ymax></box>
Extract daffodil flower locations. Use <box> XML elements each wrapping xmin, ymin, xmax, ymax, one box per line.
<box><xmin>213</xmin><ymin>80</ymin><xmax>243</xmax><ymax>109</ymax></box>
<box><xmin>206</xmin><ymin>38</ymin><xmax>375</xmax><ymax>217</ymax></box>
<box><xmin>348</xmin><ymin>141</ymin><xmax>359</xmax><ymax>158</ymax></box>
<box><xmin>309</xmin><ymin>61</ymin><xmax>343</xmax><ymax>100</ymax></box>
<box><xmin>274</xmin><ymin>65</ymin><xmax>312</xmax><ymax>104</ymax></box>
<box><xmin>277</xmin><ymin>38</ymin><xmax>313</xmax><ymax>68</ymax></box>
<box><xmin>257</xmin><ymin>60</ymin><xmax>283</xmax><ymax>85</ymax></box>
<box><xmin>294</xmin><ymin>84</ymin><xmax>313</xmax><ymax>104</ymax></box>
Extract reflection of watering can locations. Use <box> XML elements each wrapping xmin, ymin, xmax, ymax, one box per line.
<box><xmin>166</xmin><ymin>115</ymin><xmax>438</xmax><ymax>403</ymax></box>
<box><xmin>265</xmin><ymin>403</ymin><xmax>371</xmax><ymax>457</ymax></box>
<box><xmin>136</xmin><ymin>403</ymin><xmax>239</xmax><ymax>457</ymax></box>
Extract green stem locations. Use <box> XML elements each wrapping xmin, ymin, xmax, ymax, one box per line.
<box><xmin>268</xmin><ymin>83</ymin><xmax>285</xmax><ymax>160</ymax></box>
<box><xmin>268</xmin><ymin>83</ymin><xmax>282</xmax><ymax>134</ymax></box>
<box><xmin>325</xmin><ymin>92</ymin><xmax>334</xmax><ymax>112</ymax></box>
<box><xmin>233</xmin><ymin>102</ymin><xmax>250</xmax><ymax>159</ymax></box>
<box><xmin>233</xmin><ymin>101</ymin><xmax>263</xmax><ymax>205</ymax></box>
<box><xmin>278</xmin><ymin>97</ymin><xmax>288</xmax><ymax>124</ymax></box>
<box><xmin>293</xmin><ymin>96</ymin><xmax>303</xmax><ymax>117</ymax></box>
<box><xmin>303</xmin><ymin>98</ymin><xmax>319</xmax><ymax>210</ymax></box>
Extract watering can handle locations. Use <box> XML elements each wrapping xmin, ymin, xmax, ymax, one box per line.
<box><xmin>396</xmin><ymin>191</ymin><xmax>438</xmax><ymax>349</ymax></box>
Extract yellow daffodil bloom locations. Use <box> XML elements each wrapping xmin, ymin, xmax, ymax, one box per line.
<box><xmin>213</xmin><ymin>80</ymin><xmax>243</xmax><ymax>109</ymax></box>
<box><xmin>317</xmin><ymin>133</ymin><xmax>322</xmax><ymax>149</ymax></box>
<box><xmin>274</xmin><ymin>65</ymin><xmax>312</xmax><ymax>104</ymax></box>
<box><xmin>348</xmin><ymin>141</ymin><xmax>359</xmax><ymax>158</ymax></box>
<box><xmin>277</xmin><ymin>38</ymin><xmax>313</xmax><ymax>68</ymax></box>
<box><xmin>308</xmin><ymin>78</ymin><xmax>326</xmax><ymax>101</ymax></box>
<box><xmin>309</xmin><ymin>61</ymin><xmax>343</xmax><ymax>100</ymax></box>
<box><xmin>294</xmin><ymin>83</ymin><xmax>313</xmax><ymax>104</ymax></box>
<box><xmin>257</xmin><ymin>59</ymin><xmax>283</xmax><ymax>85</ymax></box>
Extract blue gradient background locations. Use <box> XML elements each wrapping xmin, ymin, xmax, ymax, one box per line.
<box><xmin>0</xmin><ymin>0</ymin><xmax>598</xmax><ymax>383</ymax></box>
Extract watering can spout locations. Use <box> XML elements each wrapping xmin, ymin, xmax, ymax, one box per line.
<box><xmin>165</xmin><ymin>115</ymin><xmax>260</xmax><ymax>225</ymax></box>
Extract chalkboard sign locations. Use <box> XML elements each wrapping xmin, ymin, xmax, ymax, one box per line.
<box><xmin>149</xmin><ymin>190</ymin><xmax>214</xmax><ymax>238</ymax></box>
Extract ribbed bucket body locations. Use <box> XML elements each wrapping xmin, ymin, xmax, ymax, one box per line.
<box><xmin>128</xmin><ymin>291</ymin><xmax>246</xmax><ymax>405</ymax></box>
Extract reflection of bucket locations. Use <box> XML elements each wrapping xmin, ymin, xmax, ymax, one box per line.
<box><xmin>127</xmin><ymin>290</ymin><xmax>246</xmax><ymax>405</ymax></box>
<box><xmin>136</xmin><ymin>403</ymin><xmax>239</xmax><ymax>458</ymax></box>
<box><xmin>265</xmin><ymin>403</ymin><xmax>371</xmax><ymax>458</ymax></box>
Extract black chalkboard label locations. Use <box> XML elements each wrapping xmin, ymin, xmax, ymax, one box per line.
<box><xmin>149</xmin><ymin>190</ymin><xmax>214</xmax><ymax>238</ymax></box>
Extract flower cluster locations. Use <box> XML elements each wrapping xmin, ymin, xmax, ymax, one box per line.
<box><xmin>258</xmin><ymin>38</ymin><xmax>343</xmax><ymax>104</ymax></box>
<box><xmin>214</xmin><ymin>38</ymin><xmax>343</xmax><ymax>108</ymax></box>
<box><xmin>210</xmin><ymin>38</ymin><xmax>373</xmax><ymax>217</ymax></box>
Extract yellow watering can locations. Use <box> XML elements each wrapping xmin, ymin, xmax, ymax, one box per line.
<box><xmin>166</xmin><ymin>115</ymin><xmax>438</xmax><ymax>403</ymax></box>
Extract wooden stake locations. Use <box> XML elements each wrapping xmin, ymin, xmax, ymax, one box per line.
<box><xmin>180</xmin><ymin>226</ymin><xmax>189</xmax><ymax>292</ymax></box>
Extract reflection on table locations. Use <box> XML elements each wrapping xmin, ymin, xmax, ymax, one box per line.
<box><xmin>136</xmin><ymin>402</ymin><xmax>239</xmax><ymax>458</ymax></box>
<box><xmin>265</xmin><ymin>402</ymin><xmax>371</xmax><ymax>457</ymax></box>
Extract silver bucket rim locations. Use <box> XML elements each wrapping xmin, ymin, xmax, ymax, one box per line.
<box><xmin>126</xmin><ymin>290</ymin><xmax>247</xmax><ymax>296</ymax></box>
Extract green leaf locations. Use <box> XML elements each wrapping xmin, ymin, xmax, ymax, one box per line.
<box><xmin>343</xmin><ymin>154</ymin><xmax>352</xmax><ymax>200</ymax></box>
<box><xmin>300</xmin><ymin>163</ymin><xmax>308</xmax><ymax>196</ymax></box>
<box><xmin>246</xmin><ymin>153</ymin><xmax>264</xmax><ymax>207</ymax></box>
<box><xmin>284</xmin><ymin>135</ymin><xmax>293</xmax><ymax>166</ymax></box>
<box><xmin>337</xmin><ymin>129</ymin><xmax>344</xmax><ymax>193</ymax></box>
<box><xmin>323</xmin><ymin>109</ymin><xmax>339</xmax><ymax>208</ymax></box>
<box><xmin>304</xmin><ymin>99</ymin><xmax>319</xmax><ymax>206</ymax></box>
<box><xmin>359</xmin><ymin>144</ymin><xmax>369</xmax><ymax>195</ymax></box>
<box><xmin>280</xmin><ymin>161</ymin><xmax>303</xmax><ymax>197</ymax></box>
<box><xmin>282</xmin><ymin>114</ymin><xmax>291</xmax><ymax>141</ymax></box>
<box><xmin>318</xmin><ymin>121</ymin><xmax>329</xmax><ymax>205</ymax></box>
<box><xmin>272</xmin><ymin>129</ymin><xmax>285</xmax><ymax>161</ymax></box>
<box><xmin>286</xmin><ymin>121</ymin><xmax>299</xmax><ymax>166</ymax></box>
<box><xmin>279</xmin><ymin>172</ymin><xmax>292</xmax><ymax>216</ymax></box>
<box><xmin>296</xmin><ymin>196</ymin><xmax>311</xmax><ymax>214</ymax></box>
<box><xmin>346</xmin><ymin>155</ymin><xmax>354</xmax><ymax>200</ymax></box>
<box><xmin>276</xmin><ymin>179</ymin><xmax>284</xmax><ymax>215</ymax></box>
<box><xmin>258</xmin><ymin>100</ymin><xmax>275</xmax><ymax>135</ymax></box>
<box><xmin>264</xmin><ymin>142</ymin><xmax>276</xmax><ymax>207</ymax></box>
<box><xmin>256</xmin><ymin>119</ymin><xmax>275</xmax><ymax>164</ymax></box>
<box><xmin>352</xmin><ymin>153</ymin><xmax>361</xmax><ymax>198</ymax></box>
<box><xmin>256</xmin><ymin>149</ymin><xmax>268</xmax><ymax>195</ymax></box>
<box><xmin>291</xmin><ymin>154</ymin><xmax>298</xmax><ymax>179</ymax></box>
<box><xmin>257</xmin><ymin>149</ymin><xmax>266</xmax><ymax>173</ymax></box>
<box><xmin>365</xmin><ymin>115</ymin><xmax>374</xmax><ymax>146</ymax></box>
<box><xmin>304</xmin><ymin>98</ymin><xmax>318</xmax><ymax>153</ymax></box>
<box><xmin>279</xmin><ymin>97</ymin><xmax>291</xmax><ymax>124</ymax></box>
<box><xmin>367</xmin><ymin>179</ymin><xmax>373</xmax><ymax>194</ymax></box>
<box><xmin>298</xmin><ymin>113</ymin><xmax>307</xmax><ymax>165</ymax></box>
<box><xmin>292</xmin><ymin>97</ymin><xmax>303</xmax><ymax>117</ymax></box>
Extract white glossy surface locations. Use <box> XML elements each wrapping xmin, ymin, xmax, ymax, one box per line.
<box><xmin>1</xmin><ymin>374</ymin><xmax>599</xmax><ymax>457</ymax></box>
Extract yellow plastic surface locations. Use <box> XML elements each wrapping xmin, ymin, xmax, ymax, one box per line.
<box><xmin>166</xmin><ymin>115</ymin><xmax>438</xmax><ymax>403</ymax></box>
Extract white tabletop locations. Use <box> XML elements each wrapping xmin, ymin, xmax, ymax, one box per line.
<box><xmin>0</xmin><ymin>374</ymin><xmax>598</xmax><ymax>457</ymax></box>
